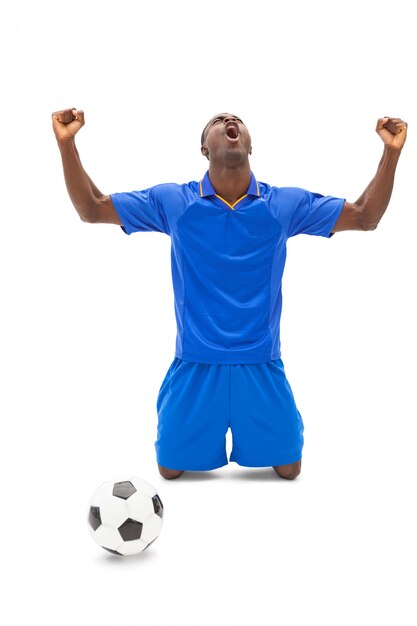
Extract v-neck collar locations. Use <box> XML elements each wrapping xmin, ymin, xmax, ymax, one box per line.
<box><xmin>199</xmin><ymin>170</ymin><xmax>260</xmax><ymax>211</ymax></box>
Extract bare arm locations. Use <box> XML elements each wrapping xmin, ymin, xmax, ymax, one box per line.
<box><xmin>332</xmin><ymin>117</ymin><xmax>407</xmax><ymax>232</ymax></box>
<box><xmin>52</xmin><ymin>108</ymin><xmax>121</xmax><ymax>224</ymax></box>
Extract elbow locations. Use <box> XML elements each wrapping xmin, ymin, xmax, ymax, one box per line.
<box><xmin>356</xmin><ymin>206</ymin><xmax>379</xmax><ymax>231</ymax></box>
<box><xmin>78</xmin><ymin>203</ymin><xmax>99</xmax><ymax>223</ymax></box>
<box><xmin>360</xmin><ymin>219</ymin><xmax>379</xmax><ymax>231</ymax></box>
<box><xmin>80</xmin><ymin>195</ymin><xmax>113</xmax><ymax>224</ymax></box>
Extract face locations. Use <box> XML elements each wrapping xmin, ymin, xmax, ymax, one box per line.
<box><xmin>201</xmin><ymin>113</ymin><xmax>252</xmax><ymax>163</ymax></box>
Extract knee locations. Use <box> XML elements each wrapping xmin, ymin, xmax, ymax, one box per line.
<box><xmin>158</xmin><ymin>464</ymin><xmax>184</xmax><ymax>480</ymax></box>
<box><xmin>273</xmin><ymin>460</ymin><xmax>302</xmax><ymax>480</ymax></box>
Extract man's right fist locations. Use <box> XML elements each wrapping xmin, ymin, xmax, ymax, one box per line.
<box><xmin>52</xmin><ymin>108</ymin><xmax>85</xmax><ymax>143</ymax></box>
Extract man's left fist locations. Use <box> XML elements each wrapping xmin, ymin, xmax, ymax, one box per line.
<box><xmin>376</xmin><ymin>117</ymin><xmax>408</xmax><ymax>150</ymax></box>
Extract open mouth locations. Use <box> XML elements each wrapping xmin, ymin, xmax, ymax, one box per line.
<box><xmin>225</xmin><ymin>123</ymin><xmax>239</xmax><ymax>141</ymax></box>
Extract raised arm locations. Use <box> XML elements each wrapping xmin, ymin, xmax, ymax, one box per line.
<box><xmin>52</xmin><ymin>108</ymin><xmax>121</xmax><ymax>224</ymax></box>
<box><xmin>331</xmin><ymin>116</ymin><xmax>408</xmax><ymax>233</ymax></box>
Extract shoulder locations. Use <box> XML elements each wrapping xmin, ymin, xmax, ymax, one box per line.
<box><xmin>150</xmin><ymin>181</ymin><xmax>200</xmax><ymax>227</ymax></box>
<box><xmin>265</xmin><ymin>185</ymin><xmax>312</xmax><ymax>203</ymax></box>
<box><xmin>259</xmin><ymin>183</ymin><xmax>312</xmax><ymax>216</ymax></box>
<box><xmin>259</xmin><ymin>182</ymin><xmax>311</xmax><ymax>201</ymax></box>
<box><xmin>149</xmin><ymin>181</ymin><xmax>199</xmax><ymax>203</ymax></box>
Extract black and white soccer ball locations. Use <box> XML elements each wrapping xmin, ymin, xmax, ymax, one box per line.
<box><xmin>88</xmin><ymin>476</ymin><xmax>163</xmax><ymax>556</ymax></box>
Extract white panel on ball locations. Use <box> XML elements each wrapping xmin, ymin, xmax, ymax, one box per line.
<box><xmin>117</xmin><ymin>539</ymin><xmax>149</xmax><ymax>557</ymax></box>
<box><xmin>100</xmin><ymin>499</ymin><xmax>129</xmax><ymax>528</ymax></box>
<box><xmin>93</xmin><ymin>525</ymin><xmax>124</xmax><ymax>551</ymax></box>
<box><xmin>126</xmin><ymin>491</ymin><xmax>155</xmax><ymax>521</ymax></box>
<box><xmin>140</xmin><ymin>514</ymin><xmax>163</xmax><ymax>544</ymax></box>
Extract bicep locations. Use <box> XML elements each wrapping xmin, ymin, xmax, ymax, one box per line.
<box><xmin>331</xmin><ymin>201</ymin><xmax>364</xmax><ymax>233</ymax></box>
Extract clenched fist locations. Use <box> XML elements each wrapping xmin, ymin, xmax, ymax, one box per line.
<box><xmin>377</xmin><ymin>116</ymin><xmax>408</xmax><ymax>151</ymax></box>
<box><xmin>52</xmin><ymin>108</ymin><xmax>85</xmax><ymax>143</ymax></box>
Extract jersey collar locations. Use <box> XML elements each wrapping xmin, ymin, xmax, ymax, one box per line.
<box><xmin>199</xmin><ymin>170</ymin><xmax>260</xmax><ymax>198</ymax></box>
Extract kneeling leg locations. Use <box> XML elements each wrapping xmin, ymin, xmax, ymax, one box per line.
<box><xmin>273</xmin><ymin>459</ymin><xmax>301</xmax><ymax>480</ymax></box>
<box><xmin>158</xmin><ymin>464</ymin><xmax>184</xmax><ymax>480</ymax></box>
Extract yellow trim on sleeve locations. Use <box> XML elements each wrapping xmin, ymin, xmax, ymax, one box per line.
<box><xmin>199</xmin><ymin>180</ymin><xmax>203</xmax><ymax>197</ymax></box>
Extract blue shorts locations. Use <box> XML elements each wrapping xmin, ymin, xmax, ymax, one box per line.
<box><xmin>154</xmin><ymin>357</ymin><xmax>304</xmax><ymax>471</ymax></box>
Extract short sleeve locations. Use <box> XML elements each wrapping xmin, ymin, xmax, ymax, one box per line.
<box><xmin>110</xmin><ymin>185</ymin><xmax>170</xmax><ymax>235</ymax></box>
<box><xmin>274</xmin><ymin>187</ymin><xmax>345</xmax><ymax>239</ymax></box>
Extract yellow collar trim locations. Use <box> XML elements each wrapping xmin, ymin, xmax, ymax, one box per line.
<box><xmin>215</xmin><ymin>194</ymin><xmax>248</xmax><ymax>210</ymax></box>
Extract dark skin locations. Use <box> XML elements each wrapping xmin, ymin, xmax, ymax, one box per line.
<box><xmin>52</xmin><ymin>108</ymin><xmax>407</xmax><ymax>480</ymax></box>
<box><xmin>200</xmin><ymin>112</ymin><xmax>253</xmax><ymax>205</ymax></box>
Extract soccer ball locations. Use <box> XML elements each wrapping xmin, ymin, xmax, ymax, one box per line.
<box><xmin>88</xmin><ymin>476</ymin><xmax>164</xmax><ymax>556</ymax></box>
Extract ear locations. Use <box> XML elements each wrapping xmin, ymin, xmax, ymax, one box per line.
<box><xmin>201</xmin><ymin>146</ymin><xmax>209</xmax><ymax>160</ymax></box>
<box><xmin>249</xmin><ymin>146</ymin><xmax>252</xmax><ymax>155</ymax></box>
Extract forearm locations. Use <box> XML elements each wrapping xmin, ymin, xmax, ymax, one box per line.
<box><xmin>356</xmin><ymin>146</ymin><xmax>402</xmax><ymax>230</ymax></box>
<box><xmin>57</xmin><ymin>138</ymin><xmax>104</xmax><ymax>222</ymax></box>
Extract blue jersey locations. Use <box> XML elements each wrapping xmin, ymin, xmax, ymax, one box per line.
<box><xmin>110</xmin><ymin>171</ymin><xmax>345</xmax><ymax>364</ymax></box>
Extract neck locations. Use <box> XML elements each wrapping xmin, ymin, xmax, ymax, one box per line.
<box><xmin>208</xmin><ymin>161</ymin><xmax>251</xmax><ymax>205</ymax></box>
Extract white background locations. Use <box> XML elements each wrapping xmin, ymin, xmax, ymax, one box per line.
<box><xmin>1</xmin><ymin>0</ymin><xmax>416</xmax><ymax>624</ymax></box>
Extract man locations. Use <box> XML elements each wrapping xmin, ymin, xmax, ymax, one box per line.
<box><xmin>52</xmin><ymin>108</ymin><xmax>407</xmax><ymax>480</ymax></box>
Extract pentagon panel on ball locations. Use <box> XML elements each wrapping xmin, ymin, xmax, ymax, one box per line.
<box><xmin>88</xmin><ymin>476</ymin><xmax>164</xmax><ymax>556</ymax></box>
